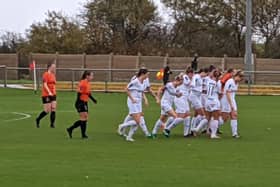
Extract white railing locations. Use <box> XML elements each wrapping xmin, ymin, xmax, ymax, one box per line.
<box><xmin>0</xmin><ymin>66</ymin><xmax>280</xmax><ymax>95</ymax></box>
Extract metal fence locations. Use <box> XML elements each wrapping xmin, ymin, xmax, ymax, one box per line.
<box><xmin>0</xmin><ymin>66</ymin><xmax>280</xmax><ymax>95</ymax></box>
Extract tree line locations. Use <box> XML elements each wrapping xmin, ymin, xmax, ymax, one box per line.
<box><xmin>1</xmin><ymin>0</ymin><xmax>280</xmax><ymax>58</ymax></box>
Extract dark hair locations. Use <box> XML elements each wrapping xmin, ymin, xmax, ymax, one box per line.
<box><xmin>209</xmin><ymin>65</ymin><xmax>216</xmax><ymax>72</ymax></box>
<box><xmin>81</xmin><ymin>71</ymin><xmax>93</xmax><ymax>80</ymax></box>
<box><xmin>175</xmin><ymin>74</ymin><xmax>183</xmax><ymax>81</ymax></box>
<box><xmin>234</xmin><ymin>70</ymin><xmax>244</xmax><ymax>78</ymax></box>
<box><xmin>198</xmin><ymin>68</ymin><xmax>209</xmax><ymax>74</ymax></box>
<box><xmin>185</xmin><ymin>67</ymin><xmax>194</xmax><ymax>74</ymax></box>
<box><xmin>47</xmin><ymin>62</ymin><xmax>55</xmax><ymax>70</ymax></box>
<box><xmin>227</xmin><ymin>68</ymin><xmax>234</xmax><ymax>73</ymax></box>
<box><xmin>137</xmin><ymin>68</ymin><xmax>148</xmax><ymax>77</ymax></box>
<box><xmin>213</xmin><ymin>70</ymin><xmax>221</xmax><ymax>80</ymax></box>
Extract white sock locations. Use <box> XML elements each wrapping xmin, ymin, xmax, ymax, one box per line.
<box><xmin>184</xmin><ymin>116</ymin><xmax>191</xmax><ymax>136</ymax></box>
<box><xmin>218</xmin><ymin>116</ymin><xmax>224</xmax><ymax>127</ymax></box>
<box><xmin>123</xmin><ymin>114</ymin><xmax>133</xmax><ymax>123</ymax></box>
<box><xmin>191</xmin><ymin>115</ymin><xmax>201</xmax><ymax>129</ymax></box>
<box><xmin>139</xmin><ymin>116</ymin><xmax>150</xmax><ymax>136</ymax></box>
<box><xmin>230</xmin><ymin>119</ymin><xmax>238</xmax><ymax>136</ymax></box>
<box><xmin>194</xmin><ymin>118</ymin><xmax>208</xmax><ymax>132</ymax></box>
<box><xmin>119</xmin><ymin>120</ymin><xmax>137</xmax><ymax>129</ymax></box>
<box><xmin>166</xmin><ymin>118</ymin><xmax>184</xmax><ymax>130</ymax></box>
<box><xmin>201</xmin><ymin>118</ymin><xmax>209</xmax><ymax>132</ymax></box>
<box><xmin>210</xmin><ymin>120</ymin><xmax>218</xmax><ymax>137</ymax></box>
<box><xmin>165</xmin><ymin>117</ymin><xmax>175</xmax><ymax>129</ymax></box>
<box><xmin>127</xmin><ymin>125</ymin><xmax>138</xmax><ymax>139</ymax></box>
<box><xmin>152</xmin><ymin>119</ymin><xmax>163</xmax><ymax>134</ymax></box>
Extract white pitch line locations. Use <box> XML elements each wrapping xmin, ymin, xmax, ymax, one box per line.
<box><xmin>4</xmin><ymin>112</ymin><xmax>31</xmax><ymax>122</ymax></box>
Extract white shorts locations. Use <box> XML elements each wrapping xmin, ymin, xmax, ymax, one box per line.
<box><xmin>127</xmin><ymin>100</ymin><xmax>142</xmax><ymax>114</ymax></box>
<box><xmin>221</xmin><ymin>98</ymin><xmax>237</xmax><ymax>113</ymax></box>
<box><xmin>205</xmin><ymin>98</ymin><xmax>221</xmax><ymax>112</ymax></box>
<box><xmin>189</xmin><ymin>94</ymin><xmax>203</xmax><ymax>110</ymax></box>
<box><xmin>201</xmin><ymin>93</ymin><xmax>207</xmax><ymax>108</ymax></box>
<box><xmin>161</xmin><ymin>101</ymin><xmax>173</xmax><ymax>116</ymax></box>
<box><xmin>174</xmin><ymin>95</ymin><xmax>190</xmax><ymax>114</ymax></box>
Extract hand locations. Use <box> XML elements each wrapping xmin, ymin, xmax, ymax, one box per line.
<box><xmin>144</xmin><ymin>100</ymin><xmax>149</xmax><ymax>107</ymax></box>
<box><xmin>48</xmin><ymin>92</ymin><xmax>53</xmax><ymax>96</ymax></box>
<box><xmin>156</xmin><ymin>97</ymin><xmax>160</xmax><ymax>104</ymax></box>
<box><xmin>132</xmin><ymin>98</ymin><xmax>137</xmax><ymax>104</ymax></box>
<box><xmin>176</xmin><ymin>93</ymin><xmax>183</xmax><ymax>97</ymax></box>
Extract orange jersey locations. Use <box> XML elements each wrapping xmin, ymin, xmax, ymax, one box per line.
<box><xmin>42</xmin><ymin>71</ymin><xmax>56</xmax><ymax>97</ymax></box>
<box><xmin>77</xmin><ymin>79</ymin><xmax>91</xmax><ymax>102</ymax></box>
<box><xmin>221</xmin><ymin>73</ymin><xmax>232</xmax><ymax>84</ymax></box>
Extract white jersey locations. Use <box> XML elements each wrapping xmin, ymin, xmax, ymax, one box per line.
<box><xmin>221</xmin><ymin>78</ymin><xmax>238</xmax><ymax>112</ymax></box>
<box><xmin>202</xmin><ymin>76</ymin><xmax>211</xmax><ymax>92</ymax></box>
<box><xmin>127</xmin><ymin>78</ymin><xmax>145</xmax><ymax>102</ymax></box>
<box><xmin>190</xmin><ymin>74</ymin><xmax>203</xmax><ymax>94</ymax></box>
<box><xmin>223</xmin><ymin>78</ymin><xmax>238</xmax><ymax>101</ymax></box>
<box><xmin>130</xmin><ymin>76</ymin><xmax>150</xmax><ymax>90</ymax></box>
<box><xmin>178</xmin><ymin>74</ymin><xmax>191</xmax><ymax>96</ymax></box>
<box><xmin>206</xmin><ymin>79</ymin><xmax>219</xmax><ymax>100</ymax></box>
<box><xmin>161</xmin><ymin>82</ymin><xmax>178</xmax><ymax>106</ymax></box>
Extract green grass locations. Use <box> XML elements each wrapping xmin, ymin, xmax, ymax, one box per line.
<box><xmin>0</xmin><ymin>88</ymin><xmax>279</xmax><ymax>187</ymax></box>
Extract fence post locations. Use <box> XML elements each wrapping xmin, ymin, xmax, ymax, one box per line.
<box><xmin>83</xmin><ymin>53</ymin><xmax>86</xmax><ymax>68</ymax></box>
<box><xmin>253</xmin><ymin>53</ymin><xmax>257</xmax><ymax>84</ymax></box>
<box><xmin>136</xmin><ymin>52</ymin><xmax>141</xmax><ymax>68</ymax></box>
<box><xmin>55</xmin><ymin>52</ymin><xmax>59</xmax><ymax>66</ymax></box>
<box><xmin>222</xmin><ymin>54</ymin><xmax>227</xmax><ymax>71</ymax></box>
<box><xmin>4</xmin><ymin>66</ymin><xmax>7</xmax><ymax>88</ymax></box>
<box><xmin>71</xmin><ymin>70</ymin><xmax>75</xmax><ymax>92</ymax></box>
<box><xmin>108</xmin><ymin>53</ymin><xmax>113</xmax><ymax>82</ymax></box>
<box><xmin>164</xmin><ymin>53</ymin><xmax>169</xmax><ymax>67</ymax></box>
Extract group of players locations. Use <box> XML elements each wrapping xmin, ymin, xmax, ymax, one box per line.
<box><xmin>34</xmin><ymin>62</ymin><xmax>243</xmax><ymax>141</ymax></box>
<box><xmin>118</xmin><ymin>66</ymin><xmax>244</xmax><ymax>142</ymax></box>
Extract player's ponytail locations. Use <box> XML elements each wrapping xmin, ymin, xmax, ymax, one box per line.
<box><xmin>81</xmin><ymin>71</ymin><xmax>92</xmax><ymax>80</ymax></box>
<box><xmin>185</xmin><ymin>67</ymin><xmax>194</xmax><ymax>74</ymax></box>
<box><xmin>234</xmin><ymin>70</ymin><xmax>244</xmax><ymax>78</ymax></box>
<box><xmin>137</xmin><ymin>68</ymin><xmax>148</xmax><ymax>77</ymax></box>
<box><xmin>47</xmin><ymin>62</ymin><xmax>55</xmax><ymax>70</ymax></box>
<box><xmin>213</xmin><ymin>70</ymin><xmax>221</xmax><ymax>80</ymax></box>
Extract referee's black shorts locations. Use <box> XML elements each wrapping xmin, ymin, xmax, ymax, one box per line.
<box><xmin>42</xmin><ymin>95</ymin><xmax>57</xmax><ymax>104</ymax></box>
<box><xmin>75</xmin><ymin>100</ymin><xmax>88</xmax><ymax>113</ymax></box>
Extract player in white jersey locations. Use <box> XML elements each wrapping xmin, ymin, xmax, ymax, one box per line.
<box><xmin>188</xmin><ymin>68</ymin><xmax>208</xmax><ymax>133</ymax></box>
<box><xmin>164</xmin><ymin>68</ymin><xmax>194</xmax><ymax>137</ymax></box>
<box><xmin>119</xmin><ymin>74</ymin><xmax>159</xmax><ymax>138</ymax></box>
<box><xmin>221</xmin><ymin>70</ymin><xmax>244</xmax><ymax>138</ymax></box>
<box><xmin>151</xmin><ymin>75</ymin><xmax>183</xmax><ymax>138</ymax></box>
<box><xmin>192</xmin><ymin>70</ymin><xmax>222</xmax><ymax>138</ymax></box>
<box><xmin>117</xmin><ymin>68</ymin><xmax>150</xmax><ymax>142</ymax></box>
<box><xmin>201</xmin><ymin>69</ymin><xmax>210</xmax><ymax>108</ymax></box>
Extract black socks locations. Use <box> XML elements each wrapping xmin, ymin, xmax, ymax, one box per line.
<box><xmin>67</xmin><ymin>120</ymin><xmax>88</xmax><ymax>139</ymax></box>
<box><xmin>37</xmin><ymin>111</ymin><xmax>48</xmax><ymax>121</ymax></box>
<box><xmin>50</xmin><ymin>111</ymin><xmax>56</xmax><ymax>128</ymax></box>
<box><xmin>69</xmin><ymin>120</ymin><xmax>82</xmax><ymax>130</ymax></box>
<box><xmin>80</xmin><ymin>121</ymin><xmax>88</xmax><ymax>138</ymax></box>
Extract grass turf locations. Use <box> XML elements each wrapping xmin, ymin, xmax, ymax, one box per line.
<box><xmin>0</xmin><ymin>88</ymin><xmax>279</xmax><ymax>187</ymax></box>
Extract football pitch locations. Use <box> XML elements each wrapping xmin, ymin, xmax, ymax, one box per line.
<box><xmin>0</xmin><ymin>88</ymin><xmax>279</xmax><ymax>187</ymax></box>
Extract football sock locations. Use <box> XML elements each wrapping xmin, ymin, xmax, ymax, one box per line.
<box><xmin>230</xmin><ymin>119</ymin><xmax>238</xmax><ymax>136</ymax></box>
<box><xmin>152</xmin><ymin>119</ymin><xmax>163</xmax><ymax>134</ymax></box>
<box><xmin>184</xmin><ymin>116</ymin><xmax>191</xmax><ymax>136</ymax></box>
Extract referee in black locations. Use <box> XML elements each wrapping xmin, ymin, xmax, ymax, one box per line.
<box><xmin>163</xmin><ymin>62</ymin><xmax>172</xmax><ymax>85</ymax></box>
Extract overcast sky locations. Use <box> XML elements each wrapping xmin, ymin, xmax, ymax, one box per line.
<box><xmin>0</xmin><ymin>0</ymin><xmax>170</xmax><ymax>35</ymax></box>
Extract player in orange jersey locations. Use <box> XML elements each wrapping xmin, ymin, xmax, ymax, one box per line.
<box><xmin>66</xmin><ymin>71</ymin><xmax>97</xmax><ymax>139</ymax></box>
<box><xmin>36</xmin><ymin>62</ymin><xmax>57</xmax><ymax>128</ymax></box>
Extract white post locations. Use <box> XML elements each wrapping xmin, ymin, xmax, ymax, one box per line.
<box><xmin>33</xmin><ymin>60</ymin><xmax>37</xmax><ymax>93</ymax></box>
